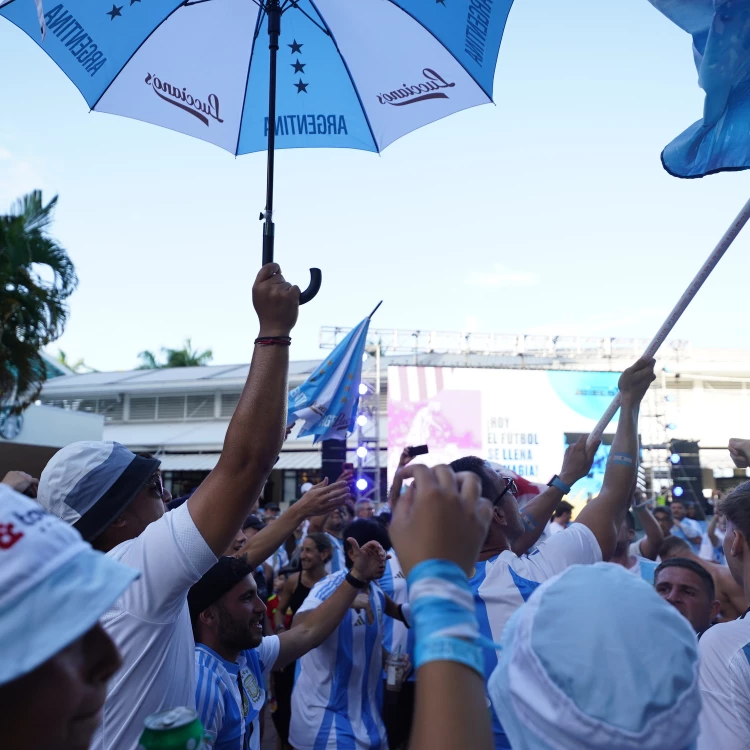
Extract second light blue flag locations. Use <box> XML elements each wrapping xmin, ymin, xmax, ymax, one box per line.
<box><xmin>649</xmin><ymin>0</ymin><xmax>750</xmax><ymax>178</ymax></box>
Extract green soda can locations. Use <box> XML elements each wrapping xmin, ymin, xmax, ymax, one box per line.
<box><xmin>137</xmin><ymin>707</ymin><xmax>206</xmax><ymax>750</ymax></box>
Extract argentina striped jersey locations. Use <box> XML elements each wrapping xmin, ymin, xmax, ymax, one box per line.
<box><xmin>289</xmin><ymin>570</ymin><xmax>388</xmax><ymax>750</ymax></box>
<box><xmin>195</xmin><ymin>636</ymin><xmax>280</xmax><ymax>750</ymax></box>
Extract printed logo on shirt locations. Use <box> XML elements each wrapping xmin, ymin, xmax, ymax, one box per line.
<box><xmin>395</xmin><ymin>571</ymin><xmax>406</xmax><ymax>580</ymax></box>
<box><xmin>0</xmin><ymin>522</ymin><xmax>23</xmax><ymax>550</ymax></box>
<box><xmin>241</xmin><ymin>668</ymin><xmax>263</xmax><ymax>706</ymax></box>
<box><xmin>354</xmin><ymin>613</ymin><xmax>366</xmax><ymax>627</ymax></box>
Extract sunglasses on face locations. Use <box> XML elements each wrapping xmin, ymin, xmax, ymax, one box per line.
<box><xmin>495</xmin><ymin>477</ymin><xmax>518</xmax><ymax>504</ymax></box>
<box><xmin>146</xmin><ymin>473</ymin><xmax>165</xmax><ymax>497</ymax></box>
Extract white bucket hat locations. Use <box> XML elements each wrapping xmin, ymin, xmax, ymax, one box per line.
<box><xmin>489</xmin><ymin>563</ymin><xmax>700</xmax><ymax>750</ymax></box>
<box><xmin>0</xmin><ymin>484</ymin><xmax>139</xmax><ymax>684</ymax></box>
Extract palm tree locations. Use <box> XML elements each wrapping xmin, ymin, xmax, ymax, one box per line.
<box><xmin>56</xmin><ymin>349</ymin><xmax>98</xmax><ymax>374</ymax></box>
<box><xmin>0</xmin><ymin>191</ymin><xmax>78</xmax><ymax>413</ymax></box>
<box><xmin>137</xmin><ymin>338</ymin><xmax>213</xmax><ymax>369</ymax></box>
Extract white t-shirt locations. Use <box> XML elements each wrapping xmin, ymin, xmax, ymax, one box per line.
<box><xmin>92</xmin><ymin>502</ymin><xmax>217</xmax><ymax>750</ymax></box>
<box><xmin>470</xmin><ymin>523</ymin><xmax>602</xmax><ymax>749</ymax></box>
<box><xmin>289</xmin><ymin>571</ymin><xmax>388</xmax><ymax>750</ymax></box>
<box><xmin>546</xmin><ymin>520</ymin><xmax>566</xmax><ymax>536</ymax></box>
<box><xmin>697</xmin><ymin>614</ymin><xmax>750</xmax><ymax>750</ymax></box>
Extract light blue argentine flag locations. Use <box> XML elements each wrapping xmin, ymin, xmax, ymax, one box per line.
<box><xmin>648</xmin><ymin>0</ymin><xmax>750</xmax><ymax>178</ymax></box>
<box><xmin>288</xmin><ymin>315</ymin><xmax>371</xmax><ymax>443</ymax></box>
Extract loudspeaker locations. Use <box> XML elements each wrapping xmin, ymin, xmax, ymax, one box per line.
<box><xmin>321</xmin><ymin>439</ymin><xmax>346</xmax><ymax>484</ymax></box>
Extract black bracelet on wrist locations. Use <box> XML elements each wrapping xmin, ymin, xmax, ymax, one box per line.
<box><xmin>345</xmin><ymin>572</ymin><xmax>367</xmax><ymax>589</ymax></box>
<box><xmin>254</xmin><ymin>336</ymin><xmax>292</xmax><ymax>346</ymax></box>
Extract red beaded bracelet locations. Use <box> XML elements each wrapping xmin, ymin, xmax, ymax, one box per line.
<box><xmin>254</xmin><ymin>336</ymin><xmax>292</xmax><ymax>346</ymax></box>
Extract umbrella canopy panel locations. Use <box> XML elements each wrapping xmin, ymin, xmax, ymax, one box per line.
<box><xmin>1</xmin><ymin>0</ymin><xmax>512</xmax><ymax>154</ymax></box>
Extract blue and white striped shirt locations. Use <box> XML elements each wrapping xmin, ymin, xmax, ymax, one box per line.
<box><xmin>470</xmin><ymin>523</ymin><xmax>602</xmax><ymax>749</ymax></box>
<box><xmin>195</xmin><ymin>637</ymin><xmax>280</xmax><ymax>750</ymax></box>
<box><xmin>289</xmin><ymin>571</ymin><xmax>388</xmax><ymax>750</ymax></box>
<box><xmin>379</xmin><ymin>553</ymin><xmax>413</xmax><ymax>679</ymax></box>
<box><xmin>325</xmin><ymin>533</ymin><xmax>346</xmax><ymax>574</ymax></box>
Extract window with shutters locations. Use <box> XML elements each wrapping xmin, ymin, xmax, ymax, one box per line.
<box><xmin>186</xmin><ymin>394</ymin><xmax>213</xmax><ymax>419</ymax></box>
<box><xmin>129</xmin><ymin>397</ymin><xmax>157</xmax><ymax>421</ymax></box>
<box><xmin>157</xmin><ymin>396</ymin><xmax>185</xmax><ymax>421</ymax></box>
<box><xmin>220</xmin><ymin>393</ymin><xmax>241</xmax><ymax>418</ymax></box>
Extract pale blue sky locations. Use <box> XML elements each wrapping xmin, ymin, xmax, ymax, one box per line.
<box><xmin>2</xmin><ymin>0</ymin><xmax>749</xmax><ymax>371</ymax></box>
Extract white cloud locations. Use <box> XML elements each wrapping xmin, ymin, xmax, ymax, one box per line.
<box><xmin>463</xmin><ymin>263</ymin><xmax>540</xmax><ymax>288</ymax></box>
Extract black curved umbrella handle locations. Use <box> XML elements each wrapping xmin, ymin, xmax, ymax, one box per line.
<box><xmin>299</xmin><ymin>268</ymin><xmax>322</xmax><ymax>304</ymax></box>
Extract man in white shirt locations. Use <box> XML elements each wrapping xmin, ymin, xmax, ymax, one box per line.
<box><xmin>545</xmin><ymin>500</ymin><xmax>573</xmax><ymax>536</ymax></box>
<box><xmin>696</xmin><ymin>441</ymin><xmax>750</xmax><ymax>750</ymax></box>
<box><xmin>36</xmin><ymin>265</ymin><xmax>345</xmax><ymax>750</ymax></box>
<box><xmin>451</xmin><ymin>358</ymin><xmax>656</xmax><ymax>749</ymax></box>
<box><xmin>670</xmin><ymin>500</ymin><xmax>703</xmax><ymax>552</ymax></box>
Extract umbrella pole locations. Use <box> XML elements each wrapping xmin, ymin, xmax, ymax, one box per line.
<box><xmin>260</xmin><ymin>0</ymin><xmax>322</xmax><ymax>303</ymax></box>
<box><xmin>261</xmin><ymin>0</ymin><xmax>280</xmax><ymax>267</ymax></box>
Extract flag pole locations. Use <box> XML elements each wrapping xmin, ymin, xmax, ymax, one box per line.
<box><xmin>587</xmin><ymin>196</ymin><xmax>750</xmax><ymax>449</ymax></box>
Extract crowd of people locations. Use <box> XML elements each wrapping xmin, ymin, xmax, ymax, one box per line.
<box><xmin>2</xmin><ymin>264</ymin><xmax>750</xmax><ymax>750</ymax></box>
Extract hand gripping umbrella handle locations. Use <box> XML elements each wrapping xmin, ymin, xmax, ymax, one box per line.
<box><xmin>299</xmin><ymin>268</ymin><xmax>322</xmax><ymax>304</ymax></box>
<box><xmin>586</xmin><ymin>194</ymin><xmax>750</xmax><ymax>450</ymax></box>
<box><xmin>262</xmin><ymin>226</ymin><xmax>322</xmax><ymax>304</ymax></box>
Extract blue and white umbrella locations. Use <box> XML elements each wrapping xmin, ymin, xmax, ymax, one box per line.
<box><xmin>1</xmin><ymin>0</ymin><xmax>514</xmax><ymax>297</ymax></box>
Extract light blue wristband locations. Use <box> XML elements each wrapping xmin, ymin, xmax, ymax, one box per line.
<box><xmin>415</xmin><ymin>636</ymin><xmax>484</xmax><ymax>677</ymax></box>
<box><xmin>408</xmin><ymin>559</ymin><xmax>487</xmax><ymax>677</ymax></box>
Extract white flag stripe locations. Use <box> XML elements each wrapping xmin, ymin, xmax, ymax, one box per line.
<box><xmin>425</xmin><ymin>367</ymin><xmax>438</xmax><ymax>399</ymax></box>
<box><xmin>95</xmin><ymin>0</ymin><xmax>259</xmax><ymax>152</ymax></box>
<box><xmin>406</xmin><ymin>366</ymin><xmax>420</xmax><ymax>404</ymax></box>
<box><xmin>314</xmin><ymin>0</ymin><xmax>490</xmax><ymax>151</ymax></box>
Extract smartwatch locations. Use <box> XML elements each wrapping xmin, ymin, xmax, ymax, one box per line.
<box><xmin>548</xmin><ymin>475</ymin><xmax>572</xmax><ymax>494</ymax></box>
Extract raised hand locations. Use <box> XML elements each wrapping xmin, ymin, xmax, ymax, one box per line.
<box><xmin>349</xmin><ymin>539</ymin><xmax>387</xmax><ymax>582</ymax></box>
<box><xmin>1</xmin><ymin>471</ymin><xmax>39</xmax><ymax>498</ymax></box>
<box><xmin>728</xmin><ymin>438</ymin><xmax>750</xmax><ymax>469</ymax></box>
<box><xmin>618</xmin><ymin>358</ymin><xmax>656</xmax><ymax>406</ymax></box>
<box><xmin>390</xmin><ymin>464</ymin><xmax>493</xmax><ymax>577</ymax></box>
<box><xmin>559</xmin><ymin>434</ymin><xmax>600</xmax><ymax>487</ymax></box>
<box><xmin>252</xmin><ymin>263</ymin><xmax>300</xmax><ymax>338</ymax></box>
<box><xmin>294</xmin><ymin>478</ymin><xmax>352</xmax><ymax>518</ymax></box>
<box><xmin>398</xmin><ymin>448</ymin><xmax>415</xmax><ymax>469</ymax></box>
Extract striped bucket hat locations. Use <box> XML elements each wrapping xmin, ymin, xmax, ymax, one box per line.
<box><xmin>37</xmin><ymin>441</ymin><xmax>160</xmax><ymax>542</ymax></box>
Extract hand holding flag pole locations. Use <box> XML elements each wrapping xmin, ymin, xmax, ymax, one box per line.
<box><xmin>587</xmin><ymin>196</ymin><xmax>750</xmax><ymax>450</ymax></box>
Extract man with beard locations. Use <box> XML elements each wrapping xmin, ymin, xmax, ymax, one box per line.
<box><xmin>189</xmin><ymin>537</ymin><xmax>386</xmax><ymax>750</ymax></box>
